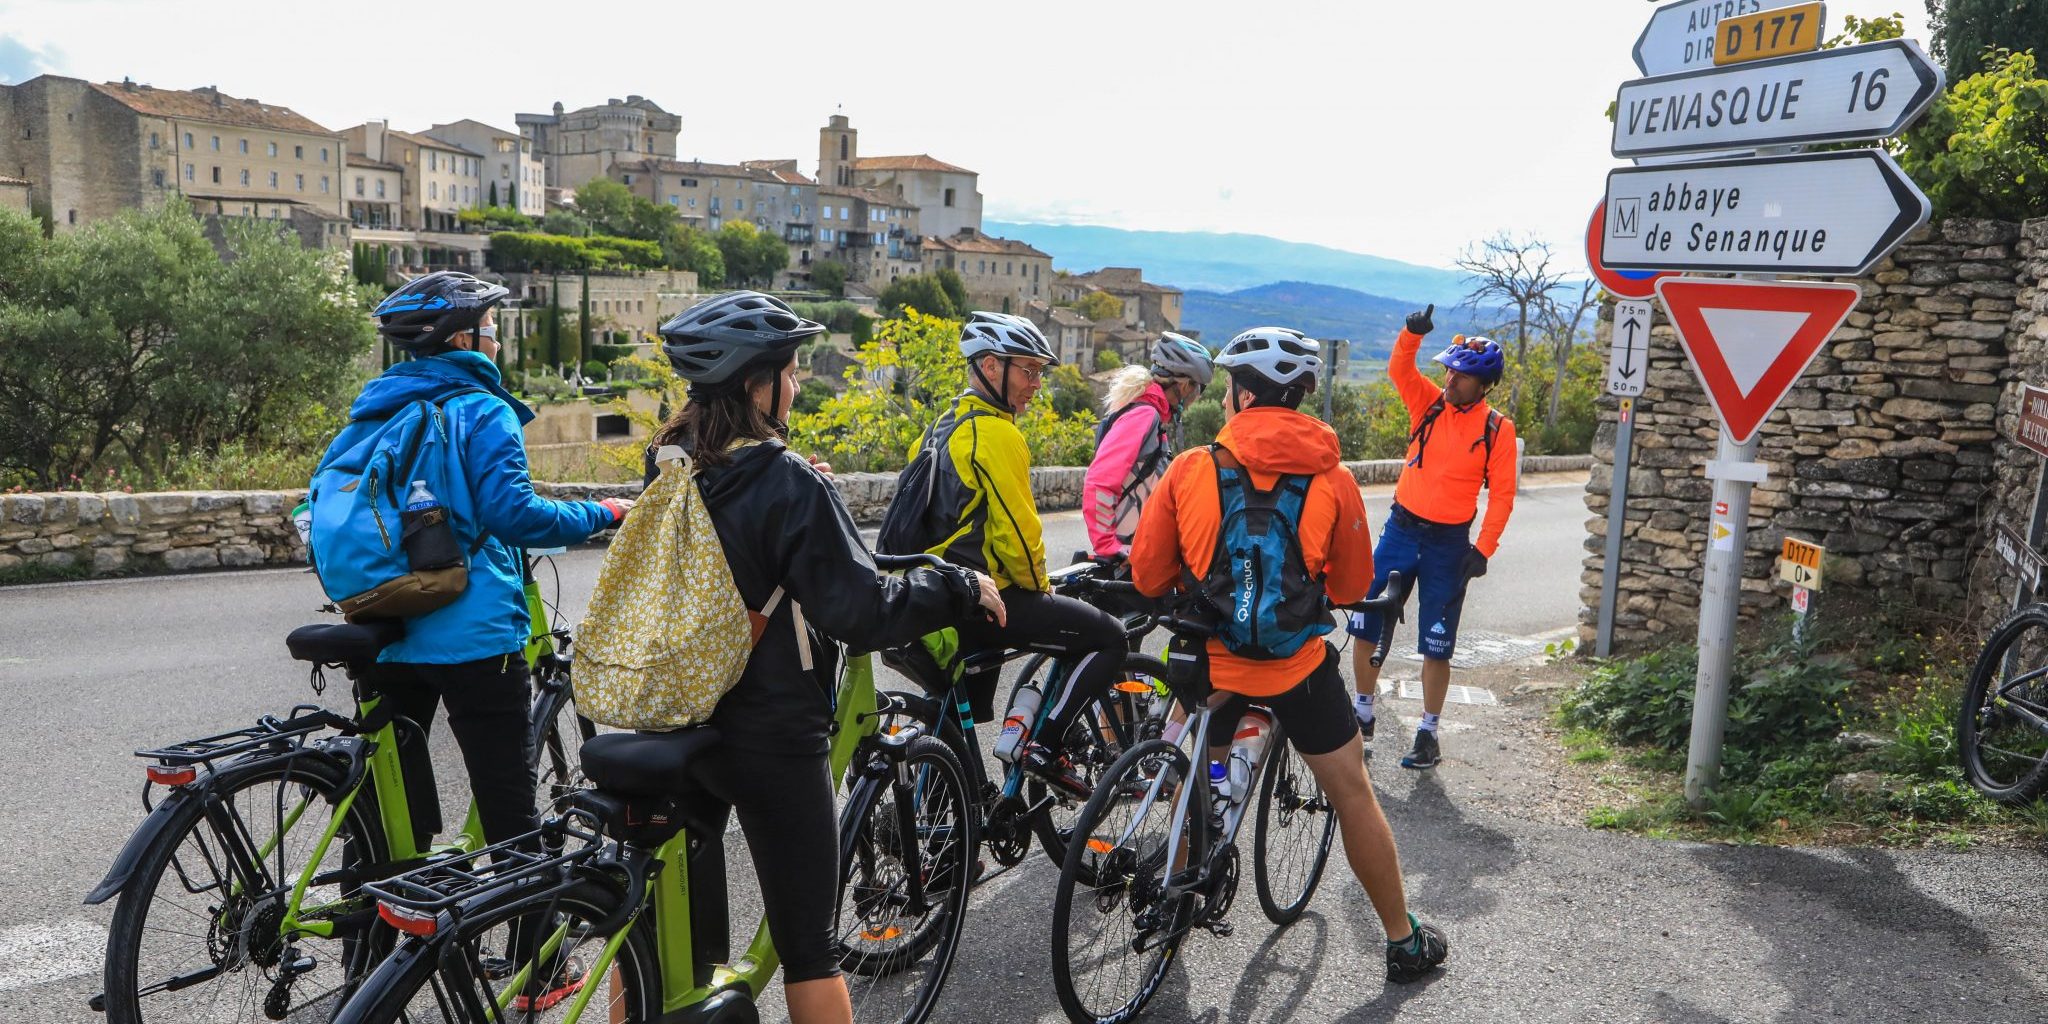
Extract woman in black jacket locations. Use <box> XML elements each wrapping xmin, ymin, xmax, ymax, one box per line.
<box><xmin>650</xmin><ymin>291</ymin><xmax>1004</xmax><ymax>1024</ymax></box>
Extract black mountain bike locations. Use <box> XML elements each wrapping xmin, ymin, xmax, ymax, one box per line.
<box><xmin>1959</xmin><ymin>602</ymin><xmax>2048</xmax><ymax>803</ymax></box>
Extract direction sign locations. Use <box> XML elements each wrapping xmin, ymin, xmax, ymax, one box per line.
<box><xmin>1586</xmin><ymin>202</ymin><xmax>1676</xmax><ymax>300</ymax></box>
<box><xmin>1714</xmin><ymin>1</ymin><xmax>1824</xmax><ymax>65</ymax></box>
<box><xmin>1995</xmin><ymin>522</ymin><xmax>2046</xmax><ymax>589</ymax></box>
<box><xmin>1601</xmin><ymin>150</ymin><xmax>1931</xmax><ymax>276</ymax></box>
<box><xmin>1779</xmin><ymin>537</ymin><xmax>1824</xmax><ymax>589</ymax></box>
<box><xmin>1634</xmin><ymin>0</ymin><xmax>1811</xmax><ymax>76</ymax></box>
<box><xmin>1791</xmin><ymin>585</ymin><xmax>1811</xmax><ymax>613</ymax></box>
<box><xmin>1654</xmin><ymin>277</ymin><xmax>1862</xmax><ymax>444</ymax></box>
<box><xmin>2015</xmin><ymin>383</ymin><xmax>2048</xmax><ymax>458</ymax></box>
<box><xmin>1608</xmin><ymin>299</ymin><xmax>1652</xmax><ymax>397</ymax></box>
<box><xmin>1613</xmin><ymin>40</ymin><xmax>1945</xmax><ymax>159</ymax></box>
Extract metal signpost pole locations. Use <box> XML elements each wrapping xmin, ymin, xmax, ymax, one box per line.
<box><xmin>1686</xmin><ymin>429</ymin><xmax>1762</xmax><ymax>803</ymax></box>
<box><xmin>1596</xmin><ymin>398</ymin><xmax>1635</xmax><ymax>657</ymax></box>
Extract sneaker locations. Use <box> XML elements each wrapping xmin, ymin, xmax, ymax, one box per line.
<box><xmin>1385</xmin><ymin>917</ymin><xmax>1448</xmax><ymax>983</ymax></box>
<box><xmin>513</xmin><ymin>956</ymin><xmax>588</xmax><ymax>1013</ymax></box>
<box><xmin>1360</xmin><ymin>712</ymin><xmax>1376</xmax><ymax>756</ymax></box>
<box><xmin>1020</xmin><ymin>743</ymin><xmax>1091</xmax><ymax>799</ymax></box>
<box><xmin>1400</xmin><ymin>729</ymin><xmax>1440</xmax><ymax>770</ymax></box>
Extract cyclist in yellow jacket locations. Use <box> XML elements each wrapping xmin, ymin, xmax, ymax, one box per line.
<box><xmin>924</xmin><ymin>312</ymin><xmax>1127</xmax><ymax>795</ymax></box>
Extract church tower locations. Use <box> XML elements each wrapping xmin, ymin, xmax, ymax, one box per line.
<box><xmin>818</xmin><ymin>113</ymin><xmax>857</xmax><ymax>188</ymax></box>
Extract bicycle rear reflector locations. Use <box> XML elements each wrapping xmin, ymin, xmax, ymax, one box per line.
<box><xmin>377</xmin><ymin>901</ymin><xmax>440</xmax><ymax>937</ymax></box>
<box><xmin>144</xmin><ymin>764</ymin><xmax>197</xmax><ymax>787</ymax></box>
<box><xmin>1113</xmin><ymin>680</ymin><xmax>1153</xmax><ymax>694</ymax></box>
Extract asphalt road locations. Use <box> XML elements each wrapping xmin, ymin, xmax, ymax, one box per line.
<box><xmin>3</xmin><ymin>474</ymin><xmax>2044</xmax><ymax>1022</ymax></box>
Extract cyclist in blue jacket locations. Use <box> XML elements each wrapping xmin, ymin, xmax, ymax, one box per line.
<box><xmin>330</xmin><ymin>272</ymin><xmax>631</xmax><ymax>863</ymax></box>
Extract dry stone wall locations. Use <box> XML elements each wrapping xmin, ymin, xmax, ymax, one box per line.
<box><xmin>5</xmin><ymin>452</ymin><xmax>1592</xmax><ymax>581</ymax></box>
<box><xmin>1580</xmin><ymin>218</ymin><xmax>2039</xmax><ymax>650</ymax></box>
<box><xmin>1965</xmin><ymin>218</ymin><xmax>2048</xmax><ymax>627</ymax></box>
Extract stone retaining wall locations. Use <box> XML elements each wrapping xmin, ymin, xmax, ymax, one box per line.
<box><xmin>4</xmin><ymin>454</ymin><xmax>1592</xmax><ymax>581</ymax></box>
<box><xmin>1966</xmin><ymin>219</ymin><xmax>2048</xmax><ymax>628</ymax></box>
<box><xmin>1579</xmin><ymin>218</ymin><xmax>2040</xmax><ymax>650</ymax></box>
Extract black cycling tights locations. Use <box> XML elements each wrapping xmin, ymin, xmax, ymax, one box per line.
<box><xmin>686</xmin><ymin>747</ymin><xmax>842</xmax><ymax>984</ymax></box>
<box><xmin>956</xmin><ymin>588</ymin><xmax>1128</xmax><ymax>754</ymax></box>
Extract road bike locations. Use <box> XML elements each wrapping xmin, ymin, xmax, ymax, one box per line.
<box><xmin>328</xmin><ymin>552</ymin><xmax>976</xmax><ymax>1024</ymax></box>
<box><xmin>1047</xmin><ymin>577</ymin><xmax>1408</xmax><ymax>1024</ymax></box>
<box><xmin>88</xmin><ymin>551</ymin><xmax>587</xmax><ymax>1023</ymax></box>
<box><xmin>1958</xmin><ymin>601</ymin><xmax>2048</xmax><ymax>803</ymax></box>
<box><xmin>877</xmin><ymin>558</ymin><xmax>1172</xmax><ymax>876</ymax></box>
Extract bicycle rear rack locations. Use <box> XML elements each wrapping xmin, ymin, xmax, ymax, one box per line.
<box><xmin>134</xmin><ymin>704</ymin><xmax>354</xmax><ymax>768</ymax></box>
<box><xmin>363</xmin><ymin>808</ymin><xmax>610</xmax><ymax>916</ymax></box>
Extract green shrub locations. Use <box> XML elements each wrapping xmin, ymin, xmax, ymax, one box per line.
<box><xmin>1894</xmin><ymin>48</ymin><xmax>2048</xmax><ymax>221</ymax></box>
<box><xmin>580</xmin><ymin>359</ymin><xmax>610</xmax><ymax>381</ymax></box>
<box><xmin>1561</xmin><ymin>635</ymin><xmax>1851</xmax><ymax>757</ymax></box>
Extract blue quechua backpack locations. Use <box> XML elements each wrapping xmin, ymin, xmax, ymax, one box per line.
<box><xmin>306</xmin><ymin>387</ymin><xmax>481</xmax><ymax>622</ymax></box>
<box><xmin>1197</xmin><ymin>445</ymin><xmax>1331</xmax><ymax>659</ymax></box>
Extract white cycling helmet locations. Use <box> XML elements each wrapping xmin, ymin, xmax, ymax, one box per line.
<box><xmin>1216</xmin><ymin>327</ymin><xmax>1321</xmax><ymax>388</ymax></box>
<box><xmin>1150</xmin><ymin>333</ymin><xmax>1214</xmax><ymax>386</ymax></box>
<box><xmin>959</xmin><ymin>311</ymin><xmax>1057</xmax><ymax>364</ymax></box>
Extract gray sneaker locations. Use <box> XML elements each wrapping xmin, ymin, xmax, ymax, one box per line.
<box><xmin>1400</xmin><ymin>729</ymin><xmax>1440</xmax><ymax>770</ymax></box>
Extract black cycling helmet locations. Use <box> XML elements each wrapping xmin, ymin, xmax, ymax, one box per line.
<box><xmin>373</xmin><ymin>271</ymin><xmax>509</xmax><ymax>352</ymax></box>
<box><xmin>659</xmin><ymin>291</ymin><xmax>827</xmax><ymax>385</ymax></box>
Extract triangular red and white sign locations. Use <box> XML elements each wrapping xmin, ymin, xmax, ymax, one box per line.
<box><xmin>1654</xmin><ymin>277</ymin><xmax>1864</xmax><ymax>445</ymax></box>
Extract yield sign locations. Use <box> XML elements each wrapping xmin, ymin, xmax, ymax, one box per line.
<box><xmin>1654</xmin><ymin>277</ymin><xmax>1862</xmax><ymax>445</ymax></box>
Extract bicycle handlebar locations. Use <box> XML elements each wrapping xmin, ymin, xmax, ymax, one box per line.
<box><xmin>874</xmin><ymin>553</ymin><xmax>946</xmax><ymax>572</ymax></box>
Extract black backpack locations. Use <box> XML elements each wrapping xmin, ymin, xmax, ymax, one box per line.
<box><xmin>876</xmin><ymin>409</ymin><xmax>986</xmax><ymax>556</ymax></box>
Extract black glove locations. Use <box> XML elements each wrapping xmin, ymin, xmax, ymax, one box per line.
<box><xmin>1460</xmin><ymin>545</ymin><xmax>1488</xmax><ymax>582</ymax></box>
<box><xmin>1405</xmin><ymin>304</ymin><xmax>1435</xmax><ymax>337</ymax></box>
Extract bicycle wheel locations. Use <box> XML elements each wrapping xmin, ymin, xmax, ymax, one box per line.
<box><xmin>1050</xmin><ymin>738</ymin><xmax>1199</xmax><ymax>1024</ymax></box>
<box><xmin>837</xmin><ymin>734</ymin><xmax>975</xmax><ymax>1024</ymax></box>
<box><xmin>338</xmin><ymin>882</ymin><xmax>658</xmax><ymax>1023</ymax></box>
<box><xmin>1032</xmin><ymin>657</ymin><xmax>1171</xmax><ymax>867</ymax></box>
<box><xmin>532</xmin><ymin>673</ymin><xmax>594</xmax><ymax>811</ymax></box>
<box><xmin>1252</xmin><ymin>727</ymin><xmax>1335</xmax><ymax>925</ymax></box>
<box><xmin>104</xmin><ymin>754</ymin><xmax>387</xmax><ymax>1024</ymax></box>
<box><xmin>1959</xmin><ymin>604</ymin><xmax>2048</xmax><ymax>804</ymax></box>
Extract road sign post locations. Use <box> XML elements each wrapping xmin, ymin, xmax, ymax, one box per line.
<box><xmin>1597</xmin><ymin>299</ymin><xmax>1654</xmax><ymax>658</ymax></box>
<box><xmin>1780</xmin><ymin>537</ymin><xmax>1825</xmax><ymax>643</ymax></box>
<box><xmin>1689</xmin><ymin>427</ymin><xmax>1761</xmax><ymax>800</ymax></box>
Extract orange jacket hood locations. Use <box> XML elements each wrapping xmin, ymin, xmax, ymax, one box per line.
<box><xmin>1214</xmin><ymin>407</ymin><xmax>1343</xmax><ymax>478</ymax></box>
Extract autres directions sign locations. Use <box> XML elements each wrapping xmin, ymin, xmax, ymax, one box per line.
<box><xmin>1634</xmin><ymin>0</ymin><xmax>1813</xmax><ymax>76</ymax></box>
<box><xmin>1600</xmin><ymin>150</ymin><xmax>1930</xmax><ymax>276</ymax></box>
<box><xmin>1613</xmin><ymin>39</ymin><xmax>1944</xmax><ymax>159</ymax></box>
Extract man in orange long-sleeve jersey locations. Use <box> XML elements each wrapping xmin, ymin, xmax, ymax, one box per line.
<box><xmin>1347</xmin><ymin>304</ymin><xmax>1518</xmax><ymax>770</ymax></box>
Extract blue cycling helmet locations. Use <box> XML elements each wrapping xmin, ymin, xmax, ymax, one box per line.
<box><xmin>374</xmin><ymin>271</ymin><xmax>509</xmax><ymax>352</ymax></box>
<box><xmin>1433</xmin><ymin>335</ymin><xmax>1505</xmax><ymax>385</ymax></box>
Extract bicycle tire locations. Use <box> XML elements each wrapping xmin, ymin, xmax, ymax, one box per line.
<box><xmin>1252</xmin><ymin>725</ymin><xmax>1335</xmax><ymax>925</ymax></box>
<box><xmin>1959</xmin><ymin>604</ymin><xmax>2048</xmax><ymax>804</ymax></box>
<box><xmin>1050</xmin><ymin>737</ymin><xmax>1199</xmax><ymax>1024</ymax></box>
<box><xmin>332</xmin><ymin>881</ymin><xmax>658</xmax><ymax>1023</ymax></box>
<box><xmin>104</xmin><ymin>753</ymin><xmax>387</xmax><ymax>1024</ymax></box>
<box><xmin>532</xmin><ymin>673</ymin><xmax>594</xmax><ymax>811</ymax></box>
<box><xmin>837</xmin><ymin>734</ymin><xmax>975</xmax><ymax>1024</ymax></box>
<box><xmin>1031</xmin><ymin>656</ymin><xmax>1172</xmax><ymax>867</ymax></box>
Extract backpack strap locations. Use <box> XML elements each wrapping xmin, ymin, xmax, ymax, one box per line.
<box><xmin>1470</xmin><ymin>410</ymin><xmax>1503</xmax><ymax>490</ymax></box>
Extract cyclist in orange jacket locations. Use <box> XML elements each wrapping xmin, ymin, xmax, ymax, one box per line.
<box><xmin>1347</xmin><ymin>304</ymin><xmax>1518</xmax><ymax>770</ymax></box>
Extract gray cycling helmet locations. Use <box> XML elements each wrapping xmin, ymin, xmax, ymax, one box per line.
<box><xmin>959</xmin><ymin>311</ymin><xmax>1057</xmax><ymax>364</ymax></box>
<box><xmin>659</xmin><ymin>291</ymin><xmax>826</xmax><ymax>385</ymax></box>
<box><xmin>1150</xmin><ymin>332</ymin><xmax>1213</xmax><ymax>386</ymax></box>
<box><xmin>1216</xmin><ymin>327</ymin><xmax>1321</xmax><ymax>388</ymax></box>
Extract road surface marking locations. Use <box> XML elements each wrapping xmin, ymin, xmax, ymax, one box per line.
<box><xmin>0</xmin><ymin>917</ymin><xmax>108</xmax><ymax>993</ymax></box>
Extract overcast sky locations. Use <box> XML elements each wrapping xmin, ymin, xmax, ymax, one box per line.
<box><xmin>0</xmin><ymin>0</ymin><xmax>1932</xmax><ymax>272</ymax></box>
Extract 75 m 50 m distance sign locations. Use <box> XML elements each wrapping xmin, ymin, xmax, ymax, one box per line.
<box><xmin>1599</xmin><ymin>149</ymin><xmax>1930</xmax><ymax>276</ymax></box>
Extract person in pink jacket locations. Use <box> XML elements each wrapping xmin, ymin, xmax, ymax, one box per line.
<box><xmin>1082</xmin><ymin>333</ymin><xmax>1214</xmax><ymax>558</ymax></box>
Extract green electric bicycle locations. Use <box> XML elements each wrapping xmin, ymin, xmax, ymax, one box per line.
<box><xmin>88</xmin><ymin>552</ymin><xmax>585</xmax><ymax>1023</ymax></box>
<box><xmin>328</xmin><ymin>551</ymin><xmax>978</xmax><ymax>1024</ymax></box>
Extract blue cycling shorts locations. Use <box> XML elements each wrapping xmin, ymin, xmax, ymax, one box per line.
<box><xmin>1345</xmin><ymin>503</ymin><xmax>1472</xmax><ymax>661</ymax></box>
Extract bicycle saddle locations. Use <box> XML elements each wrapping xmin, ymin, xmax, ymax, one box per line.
<box><xmin>285</xmin><ymin>621</ymin><xmax>405</xmax><ymax>666</ymax></box>
<box><xmin>581</xmin><ymin>728</ymin><xmax>722</xmax><ymax>798</ymax></box>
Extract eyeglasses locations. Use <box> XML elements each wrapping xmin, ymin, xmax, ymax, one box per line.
<box><xmin>477</xmin><ymin>324</ymin><xmax>498</xmax><ymax>341</ymax></box>
<box><xmin>1006</xmin><ymin>360</ymin><xmax>1045</xmax><ymax>383</ymax></box>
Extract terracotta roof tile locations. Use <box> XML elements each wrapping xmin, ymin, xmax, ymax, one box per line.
<box><xmin>922</xmin><ymin>231</ymin><xmax>1050</xmax><ymax>259</ymax></box>
<box><xmin>346</xmin><ymin>155</ymin><xmax>404</xmax><ymax>172</ymax></box>
<box><xmin>385</xmin><ymin>129</ymin><xmax>481</xmax><ymax>156</ymax></box>
<box><xmin>852</xmin><ymin>154</ymin><xmax>973</xmax><ymax>175</ymax></box>
<box><xmin>91</xmin><ymin>81</ymin><xmax>334</xmax><ymax>135</ymax></box>
<box><xmin>819</xmin><ymin>184</ymin><xmax>915</xmax><ymax>208</ymax></box>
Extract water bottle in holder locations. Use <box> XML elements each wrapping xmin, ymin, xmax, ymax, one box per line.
<box><xmin>1232</xmin><ymin>709</ymin><xmax>1273</xmax><ymax>791</ymax></box>
<box><xmin>994</xmin><ymin>682</ymin><xmax>1043</xmax><ymax>763</ymax></box>
<box><xmin>399</xmin><ymin>480</ymin><xmax>462</xmax><ymax>571</ymax></box>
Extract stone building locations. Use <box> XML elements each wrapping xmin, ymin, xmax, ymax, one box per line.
<box><xmin>0</xmin><ymin>75</ymin><xmax>345</xmax><ymax>234</ymax></box>
<box><xmin>1056</xmin><ymin>266</ymin><xmax>1185</xmax><ymax>332</ymax></box>
<box><xmin>500</xmin><ymin>268</ymin><xmax>702</xmax><ymax>345</ymax></box>
<box><xmin>344</xmin><ymin>156</ymin><xmax>402</xmax><ymax>228</ymax></box>
<box><xmin>0</xmin><ymin>175</ymin><xmax>28</xmax><ymax>215</ymax></box>
<box><xmin>517</xmin><ymin>96</ymin><xmax>680</xmax><ymax>194</ymax></box>
<box><xmin>424</xmin><ymin>119</ymin><xmax>546</xmax><ymax>217</ymax></box>
<box><xmin>818</xmin><ymin>183</ymin><xmax>922</xmax><ymax>289</ymax></box>
<box><xmin>1025</xmin><ymin>300</ymin><xmax>1096</xmax><ymax>367</ymax></box>
<box><xmin>923</xmin><ymin>229</ymin><xmax>1052</xmax><ymax>314</ymax></box>
<box><xmin>341</xmin><ymin>121</ymin><xmax>488</xmax><ymax>272</ymax></box>
<box><xmin>816</xmin><ymin>114</ymin><xmax>983</xmax><ymax>242</ymax></box>
<box><xmin>743</xmin><ymin>159</ymin><xmax>822</xmax><ymax>288</ymax></box>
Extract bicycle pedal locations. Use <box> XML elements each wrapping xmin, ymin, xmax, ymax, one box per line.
<box><xmin>1203</xmin><ymin>918</ymin><xmax>1234</xmax><ymax>937</ymax></box>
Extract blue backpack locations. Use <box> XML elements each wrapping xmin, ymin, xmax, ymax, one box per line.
<box><xmin>307</xmin><ymin>387</ymin><xmax>482</xmax><ymax>622</ymax></box>
<box><xmin>1196</xmin><ymin>445</ymin><xmax>1331</xmax><ymax>660</ymax></box>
